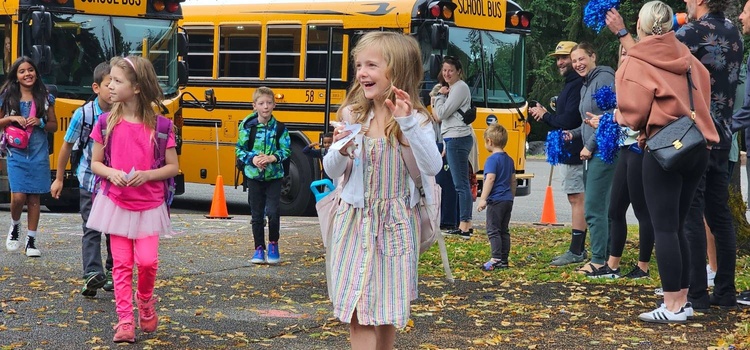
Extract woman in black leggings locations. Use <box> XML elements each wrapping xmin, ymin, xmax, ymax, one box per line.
<box><xmin>614</xmin><ymin>1</ymin><xmax>718</xmax><ymax>323</ymax></box>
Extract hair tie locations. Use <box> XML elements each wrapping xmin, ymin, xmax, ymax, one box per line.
<box><xmin>123</xmin><ymin>57</ymin><xmax>136</xmax><ymax>70</ymax></box>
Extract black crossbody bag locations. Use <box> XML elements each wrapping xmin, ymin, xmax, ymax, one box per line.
<box><xmin>645</xmin><ymin>67</ymin><xmax>706</xmax><ymax>171</ymax></box>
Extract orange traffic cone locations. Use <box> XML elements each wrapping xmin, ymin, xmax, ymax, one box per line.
<box><xmin>534</xmin><ymin>166</ymin><xmax>563</xmax><ymax>226</ymax></box>
<box><xmin>206</xmin><ymin>175</ymin><xmax>232</xmax><ymax>219</ymax></box>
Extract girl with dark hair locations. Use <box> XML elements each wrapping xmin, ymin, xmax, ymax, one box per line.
<box><xmin>2</xmin><ymin>56</ymin><xmax>57</xmax><ymax>257</ymax></box>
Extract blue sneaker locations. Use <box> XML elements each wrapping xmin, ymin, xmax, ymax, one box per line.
<box><xmin>251</xmin><ymin>246</ymin><xmax>266</xmax><ymax>264</ymax></box>
<box><xmin>267</xmin><ymin>241</ymin><xmax>280</xmax><ymax>264</ymax></box>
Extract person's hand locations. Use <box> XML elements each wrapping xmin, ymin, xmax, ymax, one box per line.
<box><xmin>606</xmin><ymin>8</ymin><xmax>626</xmax><ymax>35</ymax></box>
<box><xmin>107</xmin><ymin>170</ymin><xmax>127</xmax><ymax>187</ymax></box>
<box><xmin>262</xmin><ymin>154</ymin><xmax>277</xmax><ymax>164</ymax></box>
<box><xmin>385</xmin><ymin>86</ymin><xmax>413</xmax><ymax>118</ymax></box>
<box><xmin>529</xmin><ymin>102</ymin><xmax>547</xmax><ymax>121</ymax></box>
<box><xmin>562</xmin><ymin>130</ymin><xmax>573</xmax><ymax>141</ymax></box>
<box><xmin>27</xmin><ymin>116</ymin><xmax>42</xmax><ymax>127</ymax></box>
<box><xmin>332</xmin><ymin>125</ymin><xmax>354</xmax><ymax>157</ymax></box>
<box><xmin>11</xmin><ymin>116</ymin><xmax>26</xmax><ymax>127</ymax></box>
<box><xmin>439</xmin><ymin>86</ymin><xmax>450</xmax><ymax>95</ymax></box>
<box><xmin>477</xmin><ymin>198</ymin><xmax>487</xmax><ymax>212</ymax></box>
<box><xmin>309</xmin><ymin>142</ymin><xmax>320</xmax><ymax>149</ymax></box>
<box><xmin>252</xmin><ymin>154</ymin><xmax>267</xmax><ymax>170</ymax></box>
<box><xmin>585</xmin><ymin>112</ymin><xmax>601</xmax><ymax>129</ymax></box>
<box><xmin>580</xmin><ymin>147</ymin><xmax>592</xmax><ymax>160</ymax></box>
<box><xmin>50</xmin><ymin>179</ymin><xmax>63</xmax><ymax>199</ymax></box>
<box><xmin>127</xmin><ymin>170</ymin><xmax>152</xmax><ymax>187</ymax></box>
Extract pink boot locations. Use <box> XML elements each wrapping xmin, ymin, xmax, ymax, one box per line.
<box><xmin>113</xmin><ymin>320</ymin><xmax>135</xmax><ymax>343</ymax></box>
<box><xmin>137</xmin><ymin>295</ymin><xmax>159</xmax><ymax>333</ymax></box>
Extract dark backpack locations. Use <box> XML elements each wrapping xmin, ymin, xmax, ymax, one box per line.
<box><xmin>97</xmin><ymin>114</ymin><xmax>176</xmax><ymax>207</ymax></box>
<box><xmin>457</xmin><ymin>101</ymin><xmax>476</xmax><ymax>125</ymax></box>
<box><xmin>236</xmin><ymin>117</ymin><xmax>290</xmax><ymax>177</ymax></box>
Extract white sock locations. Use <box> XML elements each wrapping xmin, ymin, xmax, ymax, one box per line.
<box><xmin>11</xmin><ymin>219</ymin><xmax>20</xmax><ymax>226</ymax></box>
<box><xmin>27</xmin><ymin>230</ymin><xmax>36</xmax><ymax>238</ymax></box>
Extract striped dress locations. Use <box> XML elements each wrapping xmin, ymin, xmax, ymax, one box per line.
<box><xmin>327</xmin><ymin>136</ymin><xmax>419</xmax><ymax>328</ymax></box>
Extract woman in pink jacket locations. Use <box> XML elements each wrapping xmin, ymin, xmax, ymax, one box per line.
<box><xmin>614</xmin><ymin>0</ymin><xmax>718</xmax><ymax>324</ymax></box>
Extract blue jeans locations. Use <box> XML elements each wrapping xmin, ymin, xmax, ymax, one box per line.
<box><xmin>445</xmin><ymin>135</ymin><xmax>474</xmax><ymax>222</ymax></box>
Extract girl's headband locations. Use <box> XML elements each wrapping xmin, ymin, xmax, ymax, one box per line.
<box><xmin>123</xmin><ymin>57</ymin><xmax>136</xmax><ymax>70</ymax></box>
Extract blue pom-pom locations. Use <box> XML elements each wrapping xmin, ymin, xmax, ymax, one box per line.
<box><xmin>584</xmin><ymin>0</ymin><xmax>621</xmax><ymax>33</ymax></box>
<box><xmin>592</xmin><ymin>86</ymin><xmax>617</xmax><ymax>111</ymax></box>
<box><xmin>545</xmin><ymin>130</ymin><xmax>570</xmax><ymax>166</ymax></box>
<box><xmin>596</xmin><ymin>112</ymin><xmax>624</xmax><ymax>164</ymax></box>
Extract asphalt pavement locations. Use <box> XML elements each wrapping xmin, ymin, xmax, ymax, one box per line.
<box><xmin>0</xmin><ymin>159</ymin><xmax>747</xmax><ymax>348</ymax></box>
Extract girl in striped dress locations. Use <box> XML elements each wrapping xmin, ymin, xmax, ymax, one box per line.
<box><xmin>323</xmin><ymin>31</ymin><xmax>442</xmax><ymax>349</ymax></box>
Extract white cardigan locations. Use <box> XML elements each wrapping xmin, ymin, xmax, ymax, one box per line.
<box><xmin>323</xmin><ymin>107</ymin><xmax>442</xmax><ymax>208</ymax></box>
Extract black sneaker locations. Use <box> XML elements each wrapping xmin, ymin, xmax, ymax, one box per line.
<box><xmin>623</xmin><ymin>265</ymin><xmax>649</xmax><ymax>279</ymax></box>
<box><xmin>738</xmin><ymin>291</ymin><xmax>750</xmax><ymax>306</ymax></box>
<box><xmin>710</xmin><ymin>294</ymin><xmax>738</xmax><ymax>310</ymax></box>
<box><xmin>459</xmin><ymin>228</ymin><xmax>473</xmax><ymax>240</ymax></box>
<box><xmin>442</xmin><ymin>229</ymin><xmax>461</xmax><ymax>237</ymax></box>
<box><xmin>585</xmin><ymin>264</ymin><xmax>620</xmax><ymax>279</ymax></box>
<box><xmin>81</xmin><ymin>271</ymin><xmax>107</xmax><ymax>298</ymax></box>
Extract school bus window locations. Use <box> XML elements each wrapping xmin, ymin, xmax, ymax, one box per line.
<box><xmin>306</xmin><ymin>25</ymin><xmax>343</xmax><ymax>80</ymax></box>
<box><xmin>186</xmin><ymin>26</ymin><xmax>214</xmax><ymax>78</ymax></box>
<box><xmin>266</xmin><ymin>25</ymin><xmax>300</xmax><ymax>79</ymax></box>
<box><xmin>112</xmin><ymin>18</ymin><xmax>177</xmax><ymax>95</ymax></box>
<box><xmin>219</xmin><ymin>24</ymin><xmax>260</xmax><ymax>78</ymax></box>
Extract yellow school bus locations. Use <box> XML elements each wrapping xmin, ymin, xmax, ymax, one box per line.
<box><xmin>181</xmin><ymin>0</ymin><xmax>533</xmax><ymax>216</ymax></box>
<box><xmin>0</xmin><ymin>0</ymin><xmax>189</xmax><ymax>210</ymax></box>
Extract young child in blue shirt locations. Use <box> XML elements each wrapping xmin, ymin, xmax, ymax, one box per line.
<box><xmin>477</xmin><ymin>123</ymin><xmax>516</xmax><ymax>271</ymax></box>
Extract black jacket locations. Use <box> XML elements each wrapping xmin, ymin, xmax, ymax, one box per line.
<box><xmin>542</xmin><ymin>69</ymin><xmax>584</xmax><ymax>165</ymax></box>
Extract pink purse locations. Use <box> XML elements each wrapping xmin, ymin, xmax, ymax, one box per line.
<box><xmin>4</xmin><ymin>124</ymin><xmax>31</xmax><ymax>149</ymax></box>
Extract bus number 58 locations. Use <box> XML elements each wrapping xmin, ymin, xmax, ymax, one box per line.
<box><xmin>305</xmin><ymin>90</ymin><xmax>314</xmax><ymax>102</ymax></box>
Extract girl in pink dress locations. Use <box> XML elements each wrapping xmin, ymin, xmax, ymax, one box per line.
<box><xmin>86</xmin><ymin>55</ymin><xmax>178</xmax><ymax>344</ymax></box>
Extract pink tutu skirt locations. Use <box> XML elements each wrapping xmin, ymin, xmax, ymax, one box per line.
<box><xmin>86</xmin><ymin>194</ymin><xmax>171</xmax><ymax>239</ymax></box>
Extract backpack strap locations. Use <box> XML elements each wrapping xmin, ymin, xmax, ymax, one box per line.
<box><xmin>399</xmin><ymin>142</ymin><xmax>453</xmax><ymax>282</ymax></box>
<box><xmin>97</xmin><ymin>113</ymin><xmax>112</xmax><ymax>196</ymax></box>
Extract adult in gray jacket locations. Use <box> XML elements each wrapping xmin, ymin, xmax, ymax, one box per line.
<box><xmin>564</xmin><ymin>43</ymin><xmax>617</xmax><ymax>276</ymax></box>
<box><xmin>432</xmin><ymin>56</ymin><xmax>475</xmax><ymax>238</ymax></box>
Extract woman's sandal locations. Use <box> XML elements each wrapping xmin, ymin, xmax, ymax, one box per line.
<box><xmin>576</xmin><ymin>262</ymin><xmax>598</xmax><ymax>274</ymax></box>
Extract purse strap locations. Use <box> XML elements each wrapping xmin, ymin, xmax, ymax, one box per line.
<box><xmin>686</xmin><ymin>67</ymin><xmax>696</xmax><ymax>121</ymax></box>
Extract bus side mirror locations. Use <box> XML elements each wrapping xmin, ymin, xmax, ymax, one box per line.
<box><xmin>31</xmin><ymin>11</ymin><xmax>52</xmax><ymax>42</ymax></box>
<box><xmin>178</xmin><ymin>60</ymin><xmax>188</xmax><ymax>87</ymax></box>
<box><xmin>31</xmin><ymin>45</ymin><xmax>51</xmax><ymax>75</ymax></box>
<box><xmin>428</xmin><ymin>54</ymin><xmax>442</xmax><ymax>80</ymax></box>
<box><xmin>176</xmin><ymin>32</ymin><xmax>188</xmax><ymax>58</ymax></box>
<box><xmin>430</xmin><ymin>23</ymin><xmax>448</xmax><ymax>50</ymax></box>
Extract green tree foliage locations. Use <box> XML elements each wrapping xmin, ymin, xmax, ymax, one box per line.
<box><xmin>521</xmin><ymin>0</ymin><xmax>745</xmax><ymax>141</ymax></box>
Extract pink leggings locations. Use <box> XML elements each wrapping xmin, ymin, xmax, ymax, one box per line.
<box><xmin>110</xmin><ymin>235</ymin><xmax>159</xmax><ymax>322</ymax></box>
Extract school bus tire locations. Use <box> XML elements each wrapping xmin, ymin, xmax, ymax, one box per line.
<box><xmin>280</xmin><ymin>140</ymin><xmax>317</xmax><ymax>216</ymax></box>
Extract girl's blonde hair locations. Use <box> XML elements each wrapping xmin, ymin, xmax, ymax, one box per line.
<box><xmin>105</xmin><ymin>55</ymin><xmax>164</xmax><ymax>141</ymax></box>
<box><xmin>337</xmin><ymin>31</ymin><xmax>432</xmax><ymax>144</ymax></box>
<box><xmin>638</xmin><ymin>1</ymin><xmax>673</xmax><ymax>36</ymax></box>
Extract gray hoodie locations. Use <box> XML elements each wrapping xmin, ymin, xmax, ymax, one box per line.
<box><xmin>570</xmin><ymin>65</ymin><xmax>616</xmax><ymax>153</ymax></box>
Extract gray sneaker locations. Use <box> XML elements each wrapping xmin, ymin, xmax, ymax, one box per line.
<box><xmin>550</xmin><ymin>250</ymin><xmax>585</xmax><ymax>266</ymax></box>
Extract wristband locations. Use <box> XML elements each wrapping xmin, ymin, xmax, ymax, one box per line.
<box><xmin>38</xmin><ymin>118</ymin><xmax>46</xmax><ymax>129</ymax></box>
